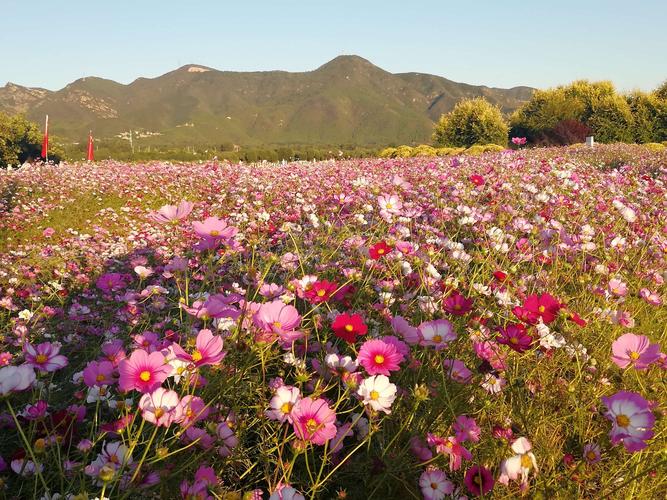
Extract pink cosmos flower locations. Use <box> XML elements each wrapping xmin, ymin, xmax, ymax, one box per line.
<box><xmin>410</xmin><ymin>436</ymin><xmax>433</xmax><ymax>461</ymax></box>
<box><xmin>139</xmin><ymin>387</ymin><xmax>183</xmax><ymax>427</ymax></box>
<box><xmin>82</xmin><ymin>360</ymin><xmax>115</xmax><ymax>387</ymax></box>
<box><xmin>427</xmin><ymin>434</ymin><xmax>472</xmax><ymax>471</ymax></box>
<box><xmin>601</xmin><ymin>391</ymin><xmax>655</xmax><ymax>452</ymax></box>
<box><xmin>0</xmin><ymin>365</ymin><xmax>36</xmax><ymax>395</ymax></box>
<box><xmin>608</xmin><ymin>278</ymin><xmax>628</xmax><ymax>297</ymax></box>
<box><xmin>182</xmin><ymin>294</ymin><xmax>241</xmax><ymax>321</ymax></box>
<box><xmin>443</xmin><ymin>359</ymin><xmax>473</xmax><ymax>384</ymax></box>
<box><xmin>216</xmin><ymin>422</ymin><xmax>239</xmax><ymax>457</ymax></box>
<box><xmin>639</xmin><ymin>288</ymin><xmax>662</xmax><ymax>306</ymax></box>
<box><xmin>23</xmin><ymin>342</ymin><xmax>68</xmax><ymax>372</ymax></box>
<box><xmin>177</xmin><ymin>395</ymin><xmax>210</xmax><ymax>428</ymax></box>
<box><xmin>419</xmin><ymin>468</ymin><xmax>454</xmax><ymax>499</ymax></box>
<box><xmin>101</xmin><ymin>339</ymin><xmax>126</xmax><ymax>366</ymax></box>
<box><xmin>357</xmin><ymin>338</ymin><xmax>404</xmax><ymax>376</ymax></box>
<box><xmin>583</xmin><ymin>443</ymin><xmax>601</xmax><ymax>464</ymax></box>
<box><xmin>513</xmin><ymin>293</ymin><xmax>561</xmax><ymax>325</ymax></box>
<box><xmin>192</xmin><ymin>216</ymin><xmax>237</xmax><ymax>240</ymax></box>
<box><xmin>148</xmin><ymin>200</ymin><xmax>193</xmax><ymax>224</ymax></box>
<box><xmin>304</xmin><ymin>280</ymin><xmax>338</xmax><ymax>304</ymax></box>
<box><xmin>172</xmin><ymin>329</ymin><xmax>226</xmax><ymax>367</ymax></box>
<box><xmin>611</xmin><ymin>333</ymin><xmax>661</xmax><ymax>370</ymax></box>
<box><xmin>418</xmin><ymin>319</ymin><xmax>456</xmax><ymax>349</ymax></box>
<box><xmin>511</xmin><ymin>136</ymin><xmax>527</xmax><ymax>146</ymax></box>
<box><xmin>253</xmin><ymin>300</ymin><xmax>301</xmax><ymax>334</ymax></box>
<box><xmin>291</xmin><ymin>397</ymin><xmax>337</xmax><ymax>445</ymax></box>
<box><xmin>391</xmin><ymin>315</ymin><xmax>421</xmax><ymax>344</ymax></box>
<box><xmin>378</xmin><ymin>194</ymin><xmax>402</xmax><ymax>215</ymax></box>
<box><xmin>453</xmin><ymin>415</ymin><xmax>481</xmax><ymax>443</ymax></box>
<box><xmin>118</xmin><ymin>349</ymin><xmax>172</xmax><ymax>393</ymax></box>
<box><xmin>259</xmin><ymin>283</ymin><xmax>285</xmax><ymax>299</ymax></box>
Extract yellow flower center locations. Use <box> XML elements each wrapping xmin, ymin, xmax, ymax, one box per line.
<box><xmin>96</xmin><ymin>374</ymin><xmax>106</xmax><ymax>382</ymax></box>
<box><xmin>586</xmin><ymin>450</ymin><xmax>597</xmax><ymax>461</ymax></box>
<box><xmin>432</xmin><ymin>335</ymin><xmax>442</xmax><ymax>343</ymax></box>
<box><xmin>454</xmin><ymin>304</ymin><xmax>462</xmax><ymax>310</ymax></box>
<box><xmin>374</xmin><ymin>354</ymin><xmax>385</xmax><ymax>364</ymax></box>
<box><xmin>35</xmin><ymin>354</ymin><xmax>48</xmax><ymax>364</ymax></box>
<box><xmin>139</xmin><ymin>370</ymin><xmax>152</xmax><ymax>382</ymax></box>
<box><xmin>317</xmin><ymin>289</ymin><xmax>326</xmax><ymax>297</ymax></box>
<box><xmin>430</xmin><ymin>482</ymin><xmax>438</xmax><ymax>490</ymax></box>
<box><xmin>154</xmin><ymin>408</ymin><xmax>165</xmax><ymax>418</ymax></box>
<box><xmin>538</xmin><ymin>305</ymin><xmax>546</xmax><ymax>313</ymax></box>
<box><xmin>273</xmin><ymin>321</ymin><xmax>282</xmax><ymax>329</ymax></box>
<box><xmin>280</xmin><ymin>402</ymin><xmax>292</xmax><ymax>414</ymax></box>
<box><xmin>521</xmin><ymin>454</ymin><xmax>533</xmax><ymax>469</ymax></box>
<box><xmin>629</xmin><ymin>351</ymin><xmax>640</xmax><ymax>360</ymax></box>
<box><xmin>210</xmin><ymin>230</ymin><xmax>220</xmax><ymax>237</ymax></box>
<box><xmin>386</xmin><ymin>203</ymin><xmax>393</xmax><ymax>209</ymax></box>
<box><xmin>369</xmin><ymin>390</ymin><xmax>380</xmax><ymax>400</ymax></box>
<box><xmin>616</xmin><ymin>414</ymin><xmax>630</xmax><ymax>427</ymax></box>
<box><xmin>510</xmin><ymin>337</ymin><xmax>519</xmax><ymax>344</ymax></box>
<box><xmin>191</xmin><ymin>350</ymin><xmax>203</xmax><ymax>362</ymax></box>
<box><xmin>377</xmin><ymin>248</ymin><xmax>385</xmax><ymax>255</ymax></box>
<box><xmin>344</xmin><ymin>324</ymin><xmax>354</xmax><ymax>332</ymax></box>
<box><xmin>306</xmin><ymin>418</ymin><xmax>319</xmax><ymax>433</ymax></box>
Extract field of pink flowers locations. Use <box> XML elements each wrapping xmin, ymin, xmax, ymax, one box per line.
<box><xmin>0</xmin><ymin>144</ymin><xmax>665</xmax><ymax>499</ymax></box>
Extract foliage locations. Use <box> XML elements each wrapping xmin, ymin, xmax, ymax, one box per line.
<box><xmin>0</xmin><ymin>113</ymin><xmax>63</xmax><ymax>168</ymax></box>
<box><xmin>432</xmin><ymin>98</ymin><xmax>509</xmax><ymax>148</ymax></box>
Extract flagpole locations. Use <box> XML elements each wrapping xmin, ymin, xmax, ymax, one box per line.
<box><xmin>42</xmin><ymin>114</ymin><xmax>49</xmax><ymax>162</ymax></box>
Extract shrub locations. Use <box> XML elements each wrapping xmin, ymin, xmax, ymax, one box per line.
<box><xmin>0</xmin><ymin>112</ymin><xmax>64</xmax><ymax>167</ymax></box>
<box><xmin>411</xmin><ymin>144</ymin><xmax>438</xmax><ymax>157</ymax></box>
<box><xmin>433</xmin><ymin>98</ymin><xmax>509</xmax><ymax>148</ymax></box>
<box><xmin>379</xmin><ymin>147</ymin><xmax>397</xmax><ymax>158</ymax></box>
<box><xmin>643</xmin><ymin>142</ymin><xmax>666</xmax><ymax>152</ymax></box>
<box><xmin>394</xmin><ymin>145</ymin><xmax>414</xmax><ymax>158</ymax></box>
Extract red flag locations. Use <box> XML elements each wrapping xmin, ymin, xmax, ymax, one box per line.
<box><xmin>87</xmin><ymin>131</ymin><xmax>94</xmax><ymax>161</ymax></box>
<box><xmin>41</xmin><ymin>115</ymin><xmax>49</xmax><ymax>160</ymax></box>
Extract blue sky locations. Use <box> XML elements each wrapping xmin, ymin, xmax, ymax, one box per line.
<box><xmin>1</xmin><ymin>0</ymin><xmax>665</xmax><ymax>91</ymax></box>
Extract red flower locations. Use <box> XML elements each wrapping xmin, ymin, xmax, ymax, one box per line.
<box><xmin>332</xmin><ymin>313</ymin><xmax>367</xmax><ymax>343</ymax></box>
<box><xmin>567</xmin><ymin>311</ymin><xmax>587</xmax><ymax>327</ymax></box>
<box><xmin>496</xmin><ymin>323</ymin><xmax>534</xmax><ymax>352</ymax></box>
<box><xmin>513</xmin><ymin>293</ymin><xmax>561</xmax><ymax>325</ymax></box>
<box><xmin>369</xmin><ymin>241</ymin><xmax>393</xmax><ymax>260</ymax></box>
<box><xmin>443</xmin><ymin>292</ymin><xmax>474</xmax><ymax>316</ymax></box>
<box><xmin>305</xmin><ymin>280</ymin><xmax>338</xmax><ymax>304</ymax></box>
<box><xmin>469</xmin><ymin>174</ymin><xmax>485</xmax><ymax>186</ymax></box>
<box><xmin>493</xmin><ymin>270</ymin><xmax>508</xmax><ymax>282</ymax></box>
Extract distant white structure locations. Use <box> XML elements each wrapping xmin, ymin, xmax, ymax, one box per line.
<box><xmin>586</xmin><ymin>136</ymin><xmax>595</xmax><ymax>148</ymax></box>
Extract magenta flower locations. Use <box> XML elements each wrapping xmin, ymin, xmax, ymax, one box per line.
<box><xmin>101</xmin><ymin>339</ymin><xmax>126</xmax><ymax>366</ymax></box>
<box><xmin>601</xmin><ymin>391</ymin><xmax>655</xmax><ymax>452</ymax></box>
<box><xmin>357</xmin><ymin>338</ymin><xmax>404</xmax><ymax>376</ymax></box>
<box><xmin>464</xmin><ymin>465</ymin><xmax>495</xmax><ymax>496</ymax></box>
<box><xmin>177</xmin><ymin>395</ymin><xmax>211</xmax><ymax>428</ymax></box>
<box><xmin>391</xmin><ymin>315</ymin><xmax>421</xmax><ymax>345</ymax></box>
<box><xmin>453</xmin><ymin>415</ymin><xmax>481</xmax><ymax>443</ymax></box>
<box><xmin>253</xmin><ymin>300</ymin><xmax>301</xmax><ymax>334</ymax></box>
<box><xmin>172</xmin><ymin>329</ymin><xmax>226</xmax><ymax>367</ymax></box>
<box><xmin>433</xmin><ymin>435</ymin><xmax>472</xmax><ymax>471</ymax></box>
<box><xmin>23</xmin><ymin>342</ymin><xmax>68</xmax><ymax>372</ymax></box>
<box><xmin>608</xmin><ymin>278</ymin><xmax>628</xmax><ymax>297</ymax></box>
<box><xmin>182</xmin><ymin>294</ymin><xmax>241</xmax><ymax>321</ymax></box>
<box><xmin>82</xmin><ymin>360</ymin><xmax>115</xmax><ymax>387</ymax></box>
<box><xmin>95</xmin><ymin>272</ymin><xmax>127</xmax><ymax>293</ymax></box>
<box><xmin>442</xmin><ymin>292</ymin><xmax>474</xmax><ymax>316</ymax></box>
<box><xmin>148</xmin><ymin>200</ymin><xmax>193</xmax><ymax>224</ymax></box>
<box><xmin>139</xmin><ymin>387</ymin><xmax>183</xmax><ymax>427</ymax></box>
<box><xmin>611</xmin><ymin>333</ymin><xmax>661</xmax><ymax>370</ymax></box>
<box><xmin>118</xmin><ymin>349</ymin><xmax>172</xmax><ymax>393</ymax></box>
<box><xmin>291</xmin><ymin>397</ymin><xmax>337</xmax><ymax>445</ymax></box>
<box><xmin>496</xmin><ymin>323</ymin><xmax>534</xmax><ymax>353</ymax></box>
<box><xmin>511</xmin><ymin>136</ymin><xmax>527</xmax><ymax>146</ymax></box>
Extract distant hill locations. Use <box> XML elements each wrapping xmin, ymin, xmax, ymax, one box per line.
<box><xmin>0</xmin><ymin>55</ymin><xmax>533</xmax><ymax>146</ymax></box>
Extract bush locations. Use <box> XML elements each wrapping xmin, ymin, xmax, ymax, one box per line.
<box><xmin>411</xmin><ymin>144</ymin><xmax>438</xmax><ymax>157</ymax></box>
<box><xmin>433</xmin><ymin>98</ymin><xmax>509</xmax><ymax>148</ymax></box>
<box><xmin>0</xmin><ymin>112</ymin><xmax>64</xmax><ymax>168</ymax></box>
<box><xmin>643</xmin><ymin>142</ymin><xmax>666</xmax><ymax>152</ymax></box>
<box><xmin>394</xmin><ymin>145</ymin><xmax>414</xmax><ymax>158</ymax></box>
<box><xmin>378</xmin><ymin>147</ymin><xmax>397</xmax><ymax>158</ymax></box>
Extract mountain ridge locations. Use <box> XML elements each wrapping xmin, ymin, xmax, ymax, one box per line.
<box><xmin>0</xmin><ymin>55</ymin><xmax>534</xmax><ymax>146</ymax></box>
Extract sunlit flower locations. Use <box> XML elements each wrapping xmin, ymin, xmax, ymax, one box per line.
<box><xmin>419</xmin><ymin>468</ymin><xmax>454</xmax><ymax>500</ymax></box>
<box><xmin>118</xmin><ymin>349</ymin><xmax>172</xmax><ymax>393</ymax></box>
<box><xmin>357</xmin><ymin>338</ymin><xmax>404</xmax><ymax>376</ymax></box>
<box><xmin>611</xmin><ymin>333</ymin><xmax>661</xmax><ymax>370</ymax></box>
<box><xmin>23</xmin><ymin>342</ymin><xmax>68</xmax><ymax>372</ymax></box>
<box><xmin>139</xmin><ymin>387</ymin><xmax>183</xmax><ymax>427</ymax></box>
<box><xmin>601</xmin><ymin>391</ymin><xmax>655</xmax><ymax>452</ymax></box>
<box><xmin>357</xmin><ymin>375</ymin><xmax>397</xmax><ymax>414</ymax></box>
<box><xmin>291</xmin><ymin>397</ymin><xmax>337</xmax><ymax>445</ymax></box>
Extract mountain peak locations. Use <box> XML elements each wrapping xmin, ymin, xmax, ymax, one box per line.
<box><xmin>316</xmin><ymin>55</ymin><xmax>377</xmax><ymax>71</ymax></box>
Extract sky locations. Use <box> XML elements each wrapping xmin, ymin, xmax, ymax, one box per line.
<box><xmin>1</xmin><ymin>0</ymin><xmax>665</xmax><ymax>92</ymax></box>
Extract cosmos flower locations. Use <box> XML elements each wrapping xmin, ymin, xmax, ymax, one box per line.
<box><xmin>253</xmin><ymin>300</ymin><xmax>301</xmax><ymax>334</ymax></box>
<box><xmin>419</xmin><ymin>468</ymin><xmax>454</xmax><ymax>500</ymax></box>
<box><xmin>513</xmin><ymin>293</ymin><xmax>561</xmax><ymax>325</ymax></box>
<box><xmin>266</xmin><ymin>385</ymin><xmax>301</xmax><ymax>423</ymax></box>
<box><xmin>496</xmin><ymin>323</ymin><xmax>534</xmax><ymax>353</ymax></box>
<box><xmin>418</xmin><ymin>319</ymin><xmax>456</xmax><ymax>349</ymax></box>
<box><xmin>442</xmin><ymin>292</ymin><xmax>474</xmax><ymax>316</ymax></box>
<box><xmin>443</xmin><ymin>359</ymin><xmax>473</xmax><ymax>384</ymax></box>
<box><xmin>391</xmin><ymin>315</ymin><xmax>421</xmax><ymax>345</ymax></box>
<box><xmin>369</xmin><ymin>241</ymin><xmax>393</xmax><ymax>260</ymax></box>
<box><xmin>464</xmin><ymin>465</ymin><xmax>495</xmax><ymax>496</ymax></box>
<box><xmin>148</xmin><ymin>200</ymin><xmax>193</xmax><ymax>224</ymax></box>
<box><xmin>23</xmin><ymin>342</ymin><xmax>68</xmax><ymax>372</ymax></box>
<box><xmin>331</xmin><ymin>313</ymin><xmax>367</xmax><ymax>343</ymax></box>
<box><xmin>95</xmin><ymin>272</ymin><xmax>127</xmax><ymax>293</ymax></box>
<box><xmin>357</xmin><ymin>338</ymin><xmax>404</xmax><ymax>376</ymax></box>
<box><xmin>498</xmin><ymin>437</ymin><xmax>538</xmax><ymax>486</ymax></box>
<box><xmin>611</xmin><ymin>333</ymin><xmax>661</xmax><ymax>370</ymax></box>
<box><xmin>453</xmin><ymin>415</ymin><xmax>481</xmax><ymax>443</ymax></box>
<box><xmin>601</xmin><ymin>391</ymin><xmax>655</xmax><ymax>452</ymax></box>
<box><xmin>82</xmin><ymin>360</ymin><xmax>115</xmax><ymax>387</ymax></box>
<box><xmin>357</xmin><ymin>375</ymin><xmax>397</xmax><ymax>414</ymax></box>
<box><xmin>139</xmin><ymin>387</ymin><xmax>183</xmax><ymax>427</ymax></box>
<box><xmin>304</xmin><ymin>280</ymin><xmax>338</xmax><ymax>304</ymax></box>
<box><xmin>0</xmin><ymin>365</ymin><xmax>36</xmax><ymax>395</ymax></box>
<box><xmin>291</xmin><ymin>397</ymin><xmax>337</xmax><ymax>445</ymax></box>
<box><xmin>118</xmin><ymin>349</ymin><xmax>172</xmax><ymax>393</ymax></box>
<box><xmin>172</xmin><ymin>329</ymin><xmax>226</xmax><ymax>367</ymax></box>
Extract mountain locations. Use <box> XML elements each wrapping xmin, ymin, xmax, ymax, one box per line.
<box><xmin>0</xmin><ymin>55</ymin><xmax>533</xmax><ymax>146</ymax></box>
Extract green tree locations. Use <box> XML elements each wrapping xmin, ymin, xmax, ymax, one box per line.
<box><xmin>0</xmin><ymin>112</ymin><xmax>63</xmax><ymax>168</ymax></box>
<box><xmin>433</xmin><ymin>98</ymin><xmax>508</xmax><ymax>148</ymax></box>
<box><xmin>626</xmin><ymin>91</ymin><xmax>667</xmax><ymax>143</ymax></box>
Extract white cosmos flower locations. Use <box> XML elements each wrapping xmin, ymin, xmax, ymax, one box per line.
<box><xmin>357</xmin><ymin>375</ymin><xmax>397</xmax><ymax>414</ymax></box>
<box><xmin>266</xmin><ymin>385</ymin><xmax>301</xmax><ymax>423</ymax></box>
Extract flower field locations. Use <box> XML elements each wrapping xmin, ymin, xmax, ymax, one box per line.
<box><xmin>0</xmin><ymin>144</ymin><xmax>665</xmax><ymax>499</ymax></box>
